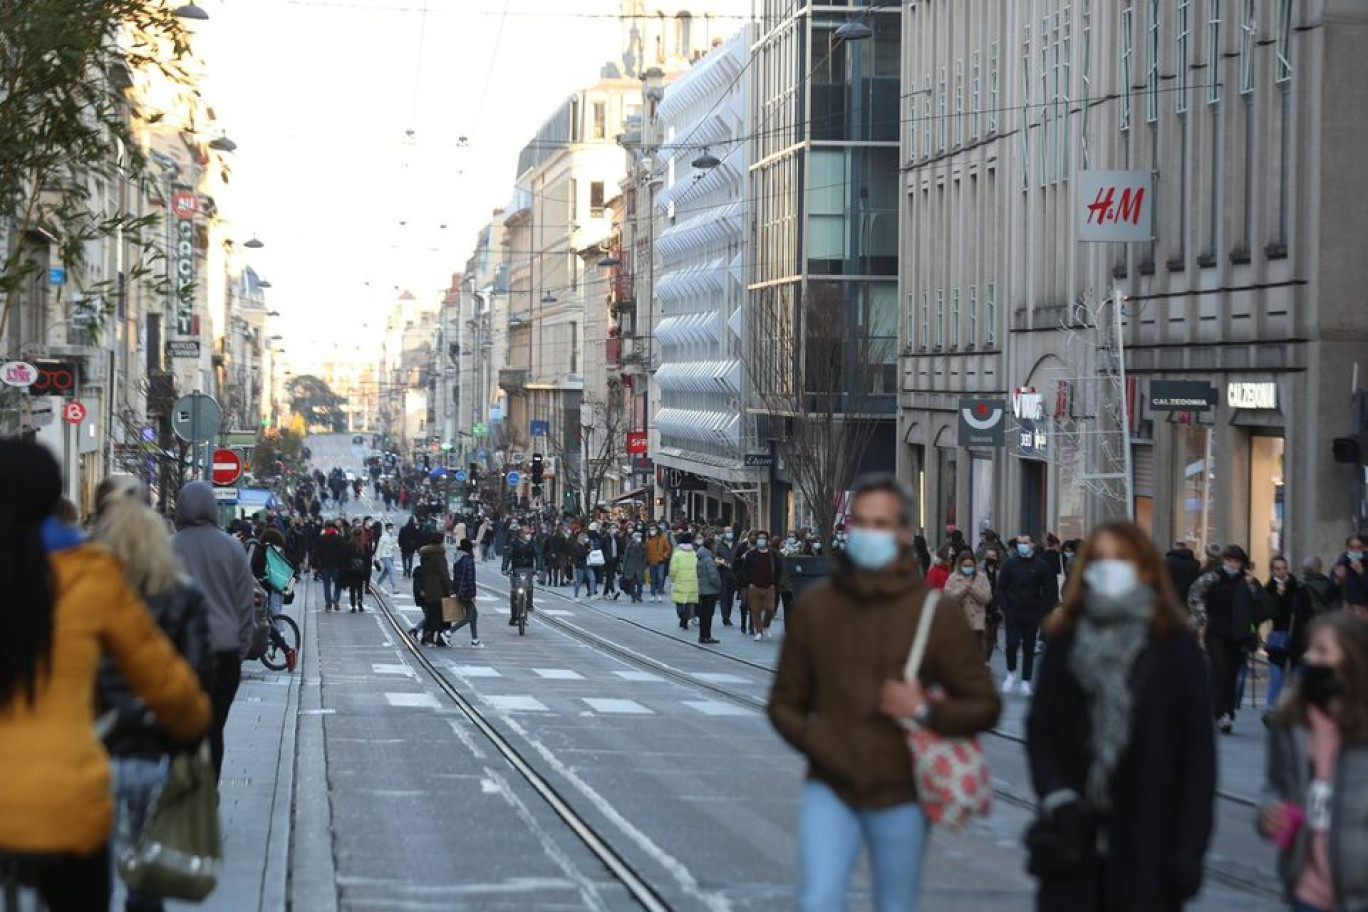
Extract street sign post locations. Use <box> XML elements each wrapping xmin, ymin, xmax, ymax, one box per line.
<box><xmin>166</xmin><ymin>340</ymin><xmax>200</xmax><ymax>359</ymax></box>
<box><xmin>171</xmin><ymin>393</ymin><xmax>222</xmax><ymax>443</ymax></box>
<box><xmin>626</xmin><ymin>431</ymin><xmax>649</xmax><ymax>454</ymax></box>
<box><xmin>506</xmin><ymin>471</ymin><xmax>521</xmax><ymax>487</ymax></box>
<box><xmin>530</xmin><ymin>419</ymin><xmax>549</xmax><ymax>437</ymax></box>
<box><xmin>454</xmin><ymin>470</ymin><xmax>468</xmax><ymax>482</ymax></box>
<box><xmin>211</xmin><ymin>448</ymin><xmax>243</xmax><ymax>486</ymax></box>
<box><xmin>48</xmin><ymin>266</ymin><xmax>65</xmax><ymax>286</ymax></box>
<box><xmin>0</xmin><ymin>361</ymin><xmax>38</xmax><ymax>388</ymax></box>
<box><xmin>170</xmin><ymin>189</ymin><xmax>200</xmax><ymax>220</ymax></box>
<box><xmin>62</xmin><ymin>399</ymin><xmax>87</xmax><ymax>425</ymax></box>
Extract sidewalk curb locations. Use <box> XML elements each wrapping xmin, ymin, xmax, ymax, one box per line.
<box><xmin>288</xmin><ymin>579</ymin><xmax>339</xmax><ymax>912</ymax></box>
<box><xmin>259</xmin><ymin>596</ymin><xmax>303</xmax><ymax>911</ymax></box>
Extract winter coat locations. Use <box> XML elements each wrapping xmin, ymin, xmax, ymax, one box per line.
<box><xmin>452</xmin><ymin>551</ymin><xmax>477</xmax><ymax>600</ymax></box>
<box><xmin>621</xmin><ymin>541</ymin><xmax>647</xmax><ymax>581</ymax></box>
<box><xmin>645</xmin><ymin>532</ymin><xmax>673</xmax><ymax>565</ymax></box>
<box><xmin>925</xmin><ymin>563</ymin><xmax>950</xmax><ymax>591</ymax></box>
<box><xmin>413</xmin><ymin>543</ymin><xmax>451</xmax><ymax>607</ymax></box>
<box><xmin>1263</xmin><ymin>717</ymin><xmax>1368</xmax><ymax>912</ymax></box>
<box><xmin>341</xmin><ymin>543</ymin><xmax>370</xmax><ymax>586</ymax></box>
<box><xmin>172</xmin><ymin>481</ymin><xmax>258</xmax><ymax>656</ymax></box>
<box><xmin>376</xmin><ymin>530</ymin><xmax>397</xmax><ymax>561</ymax></box>
<box><xmin>572</xmin><ymin>540</ymin><xmax>591</xmax><ymax>569</ymax></box>
<box><xmin>1264</xmin><ymin>576</ymin><xmax>1308</xmax><ymax>663</ymax></box>
<box><xmin>668</xmin><ymin>547</ymin><xmax>700</xmax><ymax>604</ymax></box>
<box><xmin>1163</xmin><ymin>547</ymin><xmax>1202</xmax><ymax>603</ymax></box>
<box><xmin>943</xmin><ymin>569</ymin><xmax>992</xmax><ymax>631</ymax></box>
<box><xmin>315</xmin><ymin>529</ymin><xmax>349</xmax><ymax>573</ymax></box>
<box><xmin>769</xmin><ymin>552</ymin><xmax>1000</xmax><ymax>809</ymax></box>
<box><xmin>713</xmin><ymin>539</ymin><xmax>737</xmax><ymax>580</ymax></box>
<box><xmin>0</xmin><ymin>536</ymin><xmax>210</xmax><ymax>856</ymax></box>
<box><xmin>695</xmin><ymin>545</ymin><xmax>723</xmax><ymax>596</ymax></box>
<box><xmin>397</xmin><ymin>520</ymin><xmax>420</xmax><ymax>555</ymax></box>
<box><xmin>995</xmin><ymin>552</ymin><xmax>1059</xmax><ymax>619</ymax></box>
<box><xmin>97</xmin><ymin>582</ymin><xmax>213</xmax><ymax>759</ymax></box>
<box><xmin>1187</xmin><ymin>570</ymin><xmax>1275</xmax><ymax>645</ymax></box>
<box><xmin>1332</xmin><ymin>553</ymin><xmax>1368</xmax><ymax>608</ymax></box>
<box><xmin>1027</xmin><ymin>628</ymin><xmax>1216</xmax><ymax>912</ymax></box>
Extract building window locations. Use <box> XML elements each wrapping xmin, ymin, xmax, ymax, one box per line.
<box><xmin>570</xmin><ymin>97</ymin><xmax>582</xmax><ymax>142</ymax></box>
<box><xmin>590</xmin><ymin>181</ymin><xmax>605</xmax><ymax>217</ymax></box>
<box><xmin>937</xmin><ymin>65</ymin><xmax>948</xmax><ymax>153</ymax></box>
<box><xmin>592</xmin><ymin>101</ymin><xmax>606</xmax><ymax>139</ymax></box>
<box><xmin>922</xmin><ymin>75</ymin><xmax>933</xmax><ymax>159</ymax></box>
<box><xmin>1119</xmin><ymin>5</ymin><xmax>1133</xmax><ymax>130</ymax></box>
<box><xmin>988</xmin><ymin>41</ymin><xmax>1000</xmax><ymax>133</ymax></box>
<box><xmin>1146</xmin><ymin>0</ymin><xmax>1160</xmax><ymax>124</ymax></box>
<box><xmin>675</xmin><ymin>12</ymin><xmax>693</xmax><ymax>58</ymax></box>
<box><xmin>570</xmin><ymin>321</ymin><xmax>578</xmax><ymax>374</ymax></box>
<box><xmin>970</xmin><ymin>50</ymin><xmax>982</xmax><ymax>140</ymax></box>
<box><xmin>1021</xmin><ymin>25</ymin><xmax>1032</xmax><ymax>190</ymax></box>
<box><xmin>985</xmin><ymin>282</ymin><xmax>997</xmax><ymax>346</ymax></box>
<box><xmin>950</xmin><ymin>287</ymin><xmax>961</xmax><ymax>348</ymax></box>
<box><xmin>1176</xmin><ymin>0</ymin><xmax>1191</xmax><ymax>113</ymax></box>
<box><xmin>1239</xmin><ymin>0</ymin><xmax>1257</xmax><ymax>96</ymax></box>
<box><xmin>1274</xmin><ymin>0</ymin><xmax>1292</xmax><ymax>84</ymax></box>
<box><xmin>1207</xmin><ymin>0</ymin><xmax>1222</xmax><ymax>104</ymax></box>
<box><xmin>919</xmin><ymin>292</ymin><xmax>930</xmax><ymax>348</ymax></box>
<box><xmin>935</xmin><ymin>288</ymin><xmax>945</xmax><ymax>349</ymax></box>
<box><xmin>567</xmin><ymin>177</ymin><xmax>577</xmax><ymax>225</ymax></box>
<box><xmin>968</xmin><ymin>284</ymin><xmax>979</xmax><ymax>345</ymax></box>
<box><xmin>954</xmin><ymin>59</ymin><xmax>964</xmax><ymax>147</ymax></box>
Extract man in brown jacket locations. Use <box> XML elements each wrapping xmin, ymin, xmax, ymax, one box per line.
<box><xmin>768</xmin><ymin>473</ymin><xmax>1001</xmax><ymax>912</ymax></box>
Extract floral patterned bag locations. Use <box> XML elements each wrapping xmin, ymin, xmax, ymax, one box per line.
<box><xmin>902</xmin><ymin>590</ymin><xmax>993</xmax><ymax>829</ymax></box>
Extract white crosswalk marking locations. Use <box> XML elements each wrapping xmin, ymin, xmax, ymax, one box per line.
<box><xmin>533</xmin><ymin>668</ymin><xmax>584</xmax><ymax>680</ymax></box>
<box><xmin>683</xmin><ymin>700</ymin><xmax>755</xmax><ymax>717</ymax></box>
<box><xmin>692</xmin><ymin>673</ymin><xmax>752</xmax><ymax>685</ymax></box>
<box><xmin>372</xmin><ymin>663</ymin><xmax>414</xmax><ymax>677</ymax></box>
<box><xmin>485</xmin><ymin>695</ymin><xmax>549</xmax><ymax>713</ymax></box>
<box><xmin>539</xmin><ymin>609</ymin><xmax>575</xmax><ymax>617</ymax></box>
<box><xmin>448</xmin><ymin>665</ymin><xmax>501</xmax><ymax>678</ymax></box>
<box><xmin>612</xmin><ymin>671</ymin><xmax>664</xmax><ymax>682</ymax></box>
<box><xmin>385</xmin><ymin>692</ymin><xmax>439</xmax><ymax>708</ymax></box>
<box><xmin>582</xmin><ymin>698</ymin><xmax>654</xmax><ymax>715</ymax></box>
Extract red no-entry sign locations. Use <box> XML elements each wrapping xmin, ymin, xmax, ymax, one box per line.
<box><xmin>62</xmin><ymin>399</ymin><xmax>87</xmax><ymax>425</ymax></box>
<box><xmin>170</xmin><ymin>190</ymin><xmax>200</xmax><ymax>220</ymax></box>
<box><xmin>211</xmin><ymin>448</ymin><xmax>243</xmax><ymax>486</ymax></box>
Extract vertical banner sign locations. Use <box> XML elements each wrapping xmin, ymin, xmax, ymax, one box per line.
<box><xmin>171</xmin><ymin>184</ymin><xmax>196</xmax><ymax>335</ymax></box>
<box><xmin>1078</xmin><ymin>171</ymin><xmax>1154</xmax><ymax>242</ymax></box>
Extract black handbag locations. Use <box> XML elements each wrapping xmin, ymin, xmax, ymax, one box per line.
<box><xmin>1024</xmin><ymin>799</ymin><xmax>1095</xmax><ymax>878</ymax></box>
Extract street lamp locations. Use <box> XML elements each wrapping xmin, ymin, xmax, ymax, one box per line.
<box><xmin>208</xmin><ymin>135</ymin><xmax>237</xmax><ymax>152</ymax></box>
<box><xmin>173</xmin><ymin>3</ymin><xmax>209</xmax><ymax>20</ymax></box>
<box><xmin>258</xmin><ymin>279</ymin><xmax>272</xmax><ymax>289</ymax></box>
<box><xmin>597</xmin><ymin>253</ymin><xmax>620</xmax><ymax>268</ymax></box>
<box><xmin>834</xmin><ymin>20</ymin><xmax>874</xmax><ymax>41</ymax></box>
<box><xmin>244</xmin><ymin>236</ymin><xmax>265</xmax><ymax>249</ymax></box>
<box><xmin>691</xmin><ymin>148</ymin><xmax>721</xmax><ymax>170</ymax></box>
<box><xmin>266</xmin><ymin>310</ymin><xmax>280</xmax><ymax>317</ymax></box>
<box><xmin>541</xmin><ymin>292</ymin><xmax>557</xmax><ymax>304</ymax></box>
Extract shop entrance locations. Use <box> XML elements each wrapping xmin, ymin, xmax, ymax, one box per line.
<box><xmin>1021</xmin><ymin>460</ymin><xmax>1047</xmax><ymax>540</ymax></box>
<box><xmin>1247</xmin><ymin>433</ymin><xmax>1285</xmax><ymax>575</ymax></box>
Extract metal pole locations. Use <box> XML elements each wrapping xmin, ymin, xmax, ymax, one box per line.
<box><xmin>1113</xmin><ymin>286</ymin><xmax>1135</xmax><ymax>521</ymax></box>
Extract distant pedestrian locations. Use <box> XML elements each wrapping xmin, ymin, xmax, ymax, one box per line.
<box><xmin>1263</xmin><ymin>556</ymin><xmax>1308</xmax><ymax>721</ymax></box>
<box><xmin>1187</xmin><ymin>544</ymin><xmax>1274</xmax><ymax>734</ymax></box>
<box><xmin>769</xmin><ymin>474</ymin><xmax>1000</xmax><ymax>912</ymax></box>
<box><xmin>1332</xmin><ymin>534</ymin><xmax>1368</xmax><ymax>615</ymax></box>
<box><xmin>669</xmin><ymin>532</ymin><xmax>700</xmax><ymax>631</ymax></box>
<box><xmin>714</xmin><ymin>528</ymin><xmax>738</xmax><ymax>623</ymax></box>
<box><xmin>1163</xmin><ymin>540</ymin><xmax>1202</xmax><ymax>604</ymax></box>
<box><xmin>621</xmin><ymin>530</ymin><xmax>646</xmax><ymax>602</ymax></box>
<box><xmin>376</xmin><ymin>522</ymin><xmax>398</xmax><ymax>593</ymax></box>
<box><xmin>315</xmin><ymin>521</ymin><xmax>348</xmax><ymax>611</ymax></box>
<box><xmin>444</xmin><ymin>538</ymin><xmax>483</xmax><ymax>647</ymax></box>
<box><xmin>572</xmin><ymin>533</ymin><xmax>596</xmax><ymax>599</ymax></box>
<box><xmin>1026</xmin><ymin>521</ymin><xmax>1215</xmax><ymax>912</ymax></box>
<box><xmin>173</xmin><ymin>480</ymin><xmax>258</xmax><ymax>780</ymax></box>
<box><xmin>925</xmin><ymin>545</ymin><xmax>952</xmax><ymax>590</ymax></box>
<box><xmin>1258</xmin><ymin>612</ymin><xmax>1368</xmax><ymax>912</ymax></box>
<box><xmin>645</xmin><ymin>525</ymin><xmax>673</xmax><ymax>602</ymax></box>
<box><xmin>995</xmin><ymin>533</ymin><xmax>1058</xmax><ymax>696</ymax></box>
<box><xmin>0</xmin><ymin>443</ymin><xmax>210</xmax><ymax>912</ymax></box>
<box><xmin>342</xmin><ymin>528</ymin><xmax>369</xmax><ymax>612</ymax></box>
<box><xmin>945</xmin><ymin>551</ymin><xmax>992</xmax><ymax>657</ymax></box>
<box><xmin>696</xmin><ymin>537</ymin><xmax>723</xmax><ymax>644</ymax></box>
<box><xmin>413</xmin><ymin>532</ymin><xmax>451</xmax><ymax>646</ymax></box>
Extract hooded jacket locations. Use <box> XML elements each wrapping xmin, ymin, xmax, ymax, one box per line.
<box><xmin>1163</xmin><ymin>547</ymin><xmax>1202</xmax><ymax>603</ymax></box>
<box><xmin>645</xmin><ymin>531</ymin><xmax>673</xmax><ymax>566</ymax></box>
<box><xmin>769</xmin><ymin>553</ymin><xmax>1001</xmax><ymax>808</ymax></box>
<box><xmin>413</xmin><ymin>542</ymin><xmax>451</xmax><ymax>606</ymax></box>
<box><xmin>172</xmin><ymin>482</ymin><xmax>258</xmax><ymax>656</ymax></box>
<box><xmin>0</xmin><ymin>534</ymin><xmax>209</xmax><ymax>855</ymax></box>
<box><xmin>668</xmin><ymin>545</ymin><xmax>700</xmax><ymax>603</ymax></box>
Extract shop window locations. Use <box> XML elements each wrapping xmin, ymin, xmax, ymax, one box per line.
<box><xmin>1180</xmin><ymin>425</ymin><xmax>1217</xmax><ymax>556</ymax></box>
<box><xmin>1249</xmin><ymin>434</ymin><xmax>1285</xmax><ymax>576</ymax></box>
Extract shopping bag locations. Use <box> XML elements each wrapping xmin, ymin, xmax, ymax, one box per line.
<box><xmin>441</xmin><ymin>596</ymin><xmax>467</xmax><ymax>624</ymax></box>
<box><xmin>587</xmin><ymin>549</ymin><xmax>606</xmax><ymax>567</ymax></box>
<box><xmin>118</xmin><ymin>742</ymin><xmax>222</xmax><ymax>900</ymax></box>
<box><xmin>901</xmin><ymin>590</ymin><xmax>992</xmax><ymax>829</ymax></box>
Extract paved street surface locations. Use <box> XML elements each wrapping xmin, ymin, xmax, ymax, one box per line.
<box><xmin>110</xmin><ymin>433</ymin><xmax>1283</xmax><ymax>912</ymax></box>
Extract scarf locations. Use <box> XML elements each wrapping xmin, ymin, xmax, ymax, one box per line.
<box><xmin>1068</xmin><ymin>585</ymin><xmax>1153</xmax><ymax>811</ymax></box>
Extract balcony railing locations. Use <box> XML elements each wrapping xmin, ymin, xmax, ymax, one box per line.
<box><xmin>605</xmin><ymin>337</ymin><xmax>622</xmax><ymax>366</ymax></box>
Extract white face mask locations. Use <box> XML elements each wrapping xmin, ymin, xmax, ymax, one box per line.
<box><xmin>1083</xmin><ymin>559</ymin><xmax>1140</xmax><ymax>599</ymax></box>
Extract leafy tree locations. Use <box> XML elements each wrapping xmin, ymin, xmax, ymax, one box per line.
<box><xmin>288</xmin><ymin>374</ymin><xmax>348</xmax><ymax>433</ymax></box>
<box><xmin>0</xmin><ymin>0</ymin><xmax>192</xmax><ymax>341</ymax></box>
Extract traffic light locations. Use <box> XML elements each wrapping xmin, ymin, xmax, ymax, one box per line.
<box><xmin>531</xmin><ymin>452</ymin><xmax>544</xmax><ymax>484</ymax></box>
<box><xmin>1335</xmin><ymin>390</ymin><xmax>1368</xmax><ymax>464</ymax></box>
<box><xmin>468</xmin><ymin>462</ymin><xmax>480</xmax><ymax>483</ymax></box>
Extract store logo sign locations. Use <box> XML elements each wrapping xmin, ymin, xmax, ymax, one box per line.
<box><xmin>1227</xmin><ymin>382</ymin><xmax>1277</xmax><ymax>410</ymax></box>
<box><xmin>959</xmin><ymin>398</ymin><xmax>1006</xmax><ymax>447</ymax></box>
<box><xmin>1012</xmin><ymin>387</ymin><xmax>1045</xmax><ymax>420</ymax></box>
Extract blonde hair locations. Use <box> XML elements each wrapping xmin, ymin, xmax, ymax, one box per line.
<box><xmin>92</xmin><ymin>476</ymin><xmax>188</xmax><ymax>598</ymax></box>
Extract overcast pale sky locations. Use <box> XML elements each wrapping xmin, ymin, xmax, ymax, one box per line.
<box><xmin>195</xmin><ymin>0</ymin><xmax>621</xmax><ymax>370</ymax></box>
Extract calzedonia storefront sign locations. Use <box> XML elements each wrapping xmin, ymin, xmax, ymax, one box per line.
<box><xmin>1227</xmin><ymin>382</ymin><xmax>1278</xmax><ymax>410</ymax></box>
<box><xmin>1149</xmin><ymin>380</ymin><xmax>1218</xmax><ymax>412</ymax></box>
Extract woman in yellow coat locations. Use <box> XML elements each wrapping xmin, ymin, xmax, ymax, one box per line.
<box><xmin>0</xmin><ymin>441</ymin><xmax>211</xmax><ymax>911</ymax></box>
<box><xmin>668</xmin><ymin>532</ymin><xmax>701</xmax><ymax>630</ymax></box>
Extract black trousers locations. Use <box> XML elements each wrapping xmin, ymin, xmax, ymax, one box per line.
<box><xmin>1205</xmin><ymin>632</ymin><xmax>1243</xmax><ymax>718</ymax></box>
<box><xmin>20</xmin><ymin>846</ymin><xmax>110</xmax><ymax>912</ymax></box>
<box><xmin>1004</xmin><ymin>615</ymin><xmax>1040</xmax><ymax>682</ymax></box>
<box><xmin>209</xmin><ymin>651</ymin><xmax>241</xmax><ymax>783</ymax></box>
<box><xmin>401</xmin><ymin>551</ymin><xmax>415</xmax><ymax>576</ymax></box>
<box><xmin>420</xmin><ymin>601</ymin><xmax>444</xmax><ymax>642</ymax></box>
<box><xmin>719</xmin><ymin>576</ymin><xmax>736</xmax><ymax>622</ymax></box>
<box><xmin>697</xmin><ymin>594</ymin><xmax>718</xmax><ymax>640</ymax></box>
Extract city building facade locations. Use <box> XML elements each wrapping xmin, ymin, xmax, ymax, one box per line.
<box><xmin>899</xmin><ymin>0</ymin><xmax>1368</xmax><ymax>568</ymax></box>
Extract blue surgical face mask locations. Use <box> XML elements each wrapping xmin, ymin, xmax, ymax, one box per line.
<box><xmin>1349</xmin><ymin>550</ymin><xmax>1364</xmax><ymax>562</ymax></box>
<box><xmin>846</xmin><ymin>528</ymin><xmax>899</xmax><ymax>571</ymax></box>
<box><xmin>1222</xmin><ymin>561</ymin><xmax>1242</xmax><ymax>577</ymax></box>
<box><xmin>1017</xmin><ymin>543</ymin><xmax>1032</xmax><ymax>558</ymax></box>
<box><xmin>960</xmin><ymin>564</ymin><xmax>976</xmax><ymax>576</ymax></box>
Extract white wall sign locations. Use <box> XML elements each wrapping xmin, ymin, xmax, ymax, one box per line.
<box><xmin>1078</xmin><ymin>170</ymin><xmax>1154</xmax><ymax>242</ymax></box>
<box><xmin>1227</xmin><ymin>382</ymin><xmax>1278</xmax><ymax>410</ymax></box>
<box><xmin>1012</xmin><ymin>388</ymin><xmax>1045</xmax><ymax>421</ymax></box>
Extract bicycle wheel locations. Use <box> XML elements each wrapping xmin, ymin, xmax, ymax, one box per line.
<box><xmin>517</xmin><ymin>606</ymin><xmax>527</xmax><ymax>636</ymax></box>
<box><xmin>261</xmin><ymin>614</ymin><xmax>301</xmax><ymax>671</ymax></box>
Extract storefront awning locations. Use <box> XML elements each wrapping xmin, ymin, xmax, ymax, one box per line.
<box><xmin>613</xmin><ymin>486</ymin><xmax>650</xmax><ymax>504</ymax></box>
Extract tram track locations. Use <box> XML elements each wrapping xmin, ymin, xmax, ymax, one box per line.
<box><xmin>503</xmin><ymin>580</ymin><xmax>1281</xmax><ymax>903</ymax></box>
<box><xmin>371</xmin><ymin>589</ymin><xmax>675</xmax><ymax>912</ymax></box>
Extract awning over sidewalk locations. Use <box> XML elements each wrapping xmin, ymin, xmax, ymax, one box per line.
<box><xmin>613</xmin><ymin>486</ymin><xmax>650</xmax><ymax>504</ymax></box>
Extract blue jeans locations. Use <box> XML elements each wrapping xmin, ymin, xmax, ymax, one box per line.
<box><xmin>649</xmin><ymin>563</ymin><xmax>667</xmax><ymax>596</ymax></box>
<box><xmin>321</xmin><ymin>568</ymin><xmax>341</xmax><ymax>607</ymax></box>
<box><xmin>111</xmin><ymin>755</ymin><xmax>170</xmax><ymax>912</ymax></box>
<box><xmin>377</xmin><ymin>556</ymin><xmax>396</xmax><ymax>590</ymax></box>
<box><xmin>798</xmin><ymin>780</ymin><xmax>929</xmax><ymax>912</ymax></box>
<box><xmin>573</xmin><ymin>566</ymin><xmax>596</xmax><ymax>598</ymax></box>
<box><xmin>1291</xmin><ymin>902</ymin><xmax>1328</xmax><ymax>912</ymax></box>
